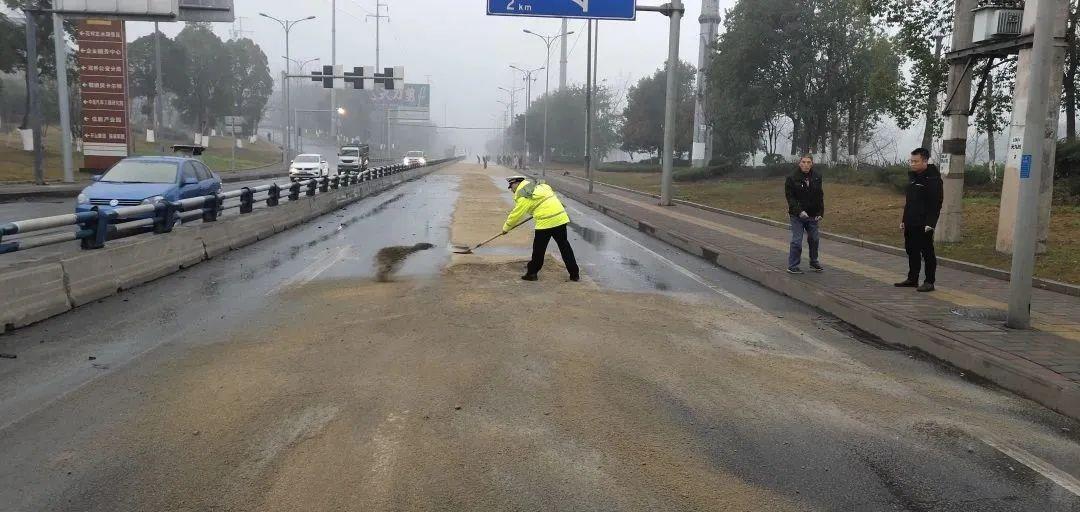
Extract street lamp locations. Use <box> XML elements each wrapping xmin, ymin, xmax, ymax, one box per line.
<box><xmin>284</xmin><ymin>56</ymin><xmax>321</xmax><ymax>73</ymax></box>
<box><xmin>509</xmin><ymin>65</ymin><xmax>544</xmax><ymax>168</ymax></box>
<box><xmin>260</xmin><ymin>12</ymin><xmax>317</xmax><ymax>161</ymax></box>
<box><xmin>523</xmin><ymin>29</ymin><xmax>573</xmax><ymax>176</ymax></box>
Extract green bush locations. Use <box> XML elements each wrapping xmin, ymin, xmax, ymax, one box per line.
<box><xmin>1056</xmin><ymin>139</ymin><xmax>1080</xmax><ymax>179</ymax></box>
<box><xmin>673</xmin><ymin>166</ymin><xmax>715</xmax><ymax>182</ymax></box>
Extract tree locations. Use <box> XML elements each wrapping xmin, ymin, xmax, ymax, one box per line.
<box><xmin>706</xmin><ymin>0</ymin><xmax>901</xmax><ymax>164</ymax></box>
<box><xmin>619</xmin><ymin>60</ymin><xmax>695</xmax><ymax>158</ymax></box>
<box><xmin>508</xmin><ymin>84</ymin><xmax>619</xmax><ymax>162</ymax></box>
<box><xmin>223</xmin><ymin>38</ymin><xmax>273</xmax><ymax>135</ymax></box>
<box><xmin>4</xmin><ymin>0</ymin><xmax>79</xmax><ymax>128</ymax></box>
<box><xmin>171</xmin><ymin>23</ymin><xmax>231</xmax><ymax>132</ymax></box>
<box><xmin>127</xmin><ymin>32</ymin><xmax>186</xmax><ymax>118</ymax></box>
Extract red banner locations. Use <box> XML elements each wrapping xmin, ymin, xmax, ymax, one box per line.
<box><xmin>77</xmin><ymin>19</ymin><xmax>129</xmax><ymax>170</ymax></box>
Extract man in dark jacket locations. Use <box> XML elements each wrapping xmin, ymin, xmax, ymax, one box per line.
<box><xmin>895</xmin><ymin>147</ymin><xmax>943</xmax><ymax>292</ymax></box>
<box><xmin>784</xmin><ymin>155</ymin><xmax>824</xmax><ymax>274</ymax></box>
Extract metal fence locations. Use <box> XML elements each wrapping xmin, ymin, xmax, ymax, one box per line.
<box><xmin>0</xmin><ymin>158</ymin><xmax>458</xmax><ymax>255</ymax></box>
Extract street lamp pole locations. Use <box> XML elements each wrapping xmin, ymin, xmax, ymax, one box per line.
<box><xmin>260</xmin><ymin>12</ymin><xmax>316</xmax><ymax>162</ymax></box>
<box><xmin>499</xmin><ymin>84</ymin><xmax>523</xmax><ymax>164</ymax></box>
<box><xmin>524</xmin><ymin>29</ymin><xmax>573</xmax><ymax>177</ymax></box>
<box><xmin>510</xmin><ymin>65</ymin><xmax>544</xmax><ymax>169</ymax></box>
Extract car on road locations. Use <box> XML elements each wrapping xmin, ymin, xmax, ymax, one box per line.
<box><xmin>403</xmin><ymin>151</ymin><xmax>426</xmax><ymax>166</ymax></box>
<box><xmin>289</xmin><ymin>154</ymin><xmax>330</xmax><ymax>181</ymax></box>
<box><xmin>76</xmin><ymin>156</ymin><xmax>222</xmax><ymax>218</ymax></box>
<box><xmin>337</xmin><ymin>144</ymin><xmax>370</xmax><ymax>174</ymax></box>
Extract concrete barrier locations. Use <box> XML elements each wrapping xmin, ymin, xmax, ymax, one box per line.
<box><xmin>0</xmin><ymin>262</ymin><xmax>71</xmax><ymax>331</ymax></box>
<box><xmin>61</xmin><ymin>227</ymin><xmax>207</xmax><ymax>306</ymax></box>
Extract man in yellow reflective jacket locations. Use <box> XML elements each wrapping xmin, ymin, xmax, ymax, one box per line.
<box><xmin>504</xmin><ymin>176</ymin><xmax>579</xmax><ymax>282</ymax></box>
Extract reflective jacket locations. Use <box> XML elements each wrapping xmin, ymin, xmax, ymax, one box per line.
<box><xmin>504</xmin><ymin>180</ymin><xmax>570</xmax><ymax>232</ymax></box>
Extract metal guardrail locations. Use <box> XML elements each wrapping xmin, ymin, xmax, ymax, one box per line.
<box><xmin>0</xmin><ymin>158</ymin><xmax>460</xmax><ymax>255</ymax></box>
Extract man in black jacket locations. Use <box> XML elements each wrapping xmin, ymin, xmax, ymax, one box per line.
<box><xmin>784</xmin><ymin>155</ymin><xmax>824</xmax><ymax>274</ymax></box>
<box><xmin>896</xmin><ymin>147</ymin><xmax>943</xmax><ymax>292</ymax></box>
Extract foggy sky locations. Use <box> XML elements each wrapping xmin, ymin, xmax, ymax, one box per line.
<box><xmin>117</xmin><ymin>0</ymin><xmax>949</xmax><ymax>161</ymax></box>
<box><xmin>123</xmin><ymin>0</ymin><xmax>733</xmax><ymax>154</ymax></box>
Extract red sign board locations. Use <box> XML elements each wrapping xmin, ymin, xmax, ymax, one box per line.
<box><xmin>77</xmin><ymin>19</ymin><xmax>129</xmax><ymax>171</ymax></box>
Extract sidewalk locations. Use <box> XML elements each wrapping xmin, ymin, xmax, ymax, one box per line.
<box><xmin>543</xmin><ymin>173</ymin><xmax>1080</xmax><ymax>421</ymax></box>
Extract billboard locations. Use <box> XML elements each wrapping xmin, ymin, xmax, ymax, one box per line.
<box><xmin>77</xmin><ymin>19</ymin><xmax>130</xmax><ymax>170</ymax></box>
<box><xmin>55</xmin><ymin>0</ymin><xmax>179</xmax><ymax>18</ymax></box>
<box><xmin>370</xmin><ymin>83</ymin><xmax>430</xmax><ymax>109</ymax></box>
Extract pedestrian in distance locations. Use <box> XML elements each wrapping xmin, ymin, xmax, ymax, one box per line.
<box><xmin>477</xmin><ymin>155</ymin><xmax>482</xmax><ymax>165</ymax></box>
<box><xmin>785</xmin><ymin>154</ymin><xmax>824</xmax><ymax>274</ymax></box>
<box><xmin>483</xmin><ymin>155</ymin><xmax>489</xmax><ymax>169</ymax></box>
<box><xmin>503</xmin><ymin>176</ymin><xmax>579</xmax><ymax>282</ymax></box>
<box><xmin>895</xmin><ymin>147</ymin><xmax>943</xmax><ymax>292</ymax></box>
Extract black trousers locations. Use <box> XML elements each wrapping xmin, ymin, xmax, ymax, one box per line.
<box><xmin>527</xmin><ymin>224</ymin><xmax>579</xmax><ymax>278</ymax></box>
<box><xmin>904</xmin><ymin>227</ymin><xmax>937</xmax><ymax>283</ymax></box>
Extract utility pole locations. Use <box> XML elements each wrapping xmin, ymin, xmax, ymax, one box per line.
<box><xmin>997</xmin><ymin>3</ymin><xmax>1068</xmax><ymax>254</ymax></box>
<box><xmin>639</xmin><ymin>0</ymin><xmax>685</xmax><ymax>206</ymax></box>
<box><xmin>368</xmin><ymin>3</ymin><xmax>389</xmax><ymax>71</ymax></box>
<box><xmin>692</xmin><ymin>0</ymin><xmax>720</xmax><ymax>168</ymax></box>
<box><xmin>53</xmin><ymin>13</ymin><xmax>73</xmax><ymax>183</ymax></box>
<box><xmin>937</xmin><ymin>0</ymin><xmax>977</xmax><ymax>242</ymax></box>
<box><xmin>330</xmin><ymin>0</ymin><xmax>337</xmax><ymax>139</ymax></box>
<box><xmin>154</xmin><ymin>21</ymin><xmax>164</xmax><ymax>145</ymax></box>
<box><xmin>499</xmin><ymin>84</ymin><xmax>522</xmax><ymax>163</ymax></box>
<box><xmin>922</xmin><ymin>34</ymin><xmax>945</xmax><ymax>149</ymax></box>
<box><xmin>585</xmin><ymin>20</ymin><xmax>593</xmax><ymax>193</ymax></box>
<box><xmin>368</xmin><ymin>3</ymin><xmax>389</xmax><ymax>155</ymax></box>
<box><xmin>1005</xmin><ymin>0</ymin><xmax>1062</xmax><ymax>328</ymax></box>
<box><xmin>25</xmin><ymin>9</ymin><xmax>44</xmax><ymax>185</ymax></box>
<box><xmin>559</xmin><ymin>19</ymin><xmax>568</xmax><ymax>91</ymax></box>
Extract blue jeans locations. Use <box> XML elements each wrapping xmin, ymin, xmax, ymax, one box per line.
<box><xmin>788</xmin><ymin>215</ymin><xmax>820</xmax><ymax>269</ymax></box>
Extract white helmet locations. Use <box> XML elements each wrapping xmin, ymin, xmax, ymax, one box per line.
<box><xmin>505</xmin><ymin>175</ymin><xmax>527</xmax><ymax>184</ymax></box>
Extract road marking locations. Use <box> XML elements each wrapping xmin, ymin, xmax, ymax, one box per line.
<box><xmin>980</xmin><ymin>435</ymin><xmax>1080</xmax><ymax>497</ymax></box>
<box><xmin>271</xmin><ymin>245</ymin><xmax>352</xmax><ymax>294</ymax></box>
<box><xmin>567</xmin><ymin>205</ymin><xmax>841</xmax><ymax>356</ymax></box>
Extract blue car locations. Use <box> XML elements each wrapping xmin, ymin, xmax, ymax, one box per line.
<box><xmin>76</xmin><ymin>156</ymin><xmax>222</xmax><ymax>218</ymax></box>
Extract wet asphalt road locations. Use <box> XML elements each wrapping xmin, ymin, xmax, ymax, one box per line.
<box><xmin>0</xmin><ymin>169</ymin><xmax>1078</xmax><ymax>511</ymax></box>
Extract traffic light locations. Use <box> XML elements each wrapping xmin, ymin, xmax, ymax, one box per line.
<box><xmin>311</xmin><ymin>65</ymin><xmax>334</xmax><ymax>89</ymax></box>
<box><xmin>343</xmin><ymin>67</ymin><xmax>372</xmax><ymax>90</ymax></box>
<box><xmin>374</xmin><ymin>66</ymin><xmax>403</xmax><ymax>90</ymax></box>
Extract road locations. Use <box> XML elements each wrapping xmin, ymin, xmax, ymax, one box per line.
<box><xmin>0</xmin><ymin>162</ymin><xmax>1078</xmax><ymax>511</ymax></box>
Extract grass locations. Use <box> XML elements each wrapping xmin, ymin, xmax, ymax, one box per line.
<box><xmin>0</xmin><ymin>127</ymin><xmax>283</xmax><ymax>184</ymax></box>
<box><xmin>555</xmin><ymin>167</ymin><xmax>1080</xmax><ymax>286</ymax></box>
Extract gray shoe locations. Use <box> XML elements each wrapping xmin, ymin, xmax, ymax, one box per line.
<box><xmin>787</xmin><ymin>267</ymin><xmax>804</xmax><ymax>275</ymax></box>
<box><xmin>917</xmin><ymin>282</ymin><xmax>935</xmax><ymax>292</ymax></box>
<box><xmin>809</xmin><ymin>262</ymin><xmax>823</xmax><ymax>272</ymax></box>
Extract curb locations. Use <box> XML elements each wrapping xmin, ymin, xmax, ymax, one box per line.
<box><xmin>558</xmin><ymin>174</ymin><xmax>1080</xmax><ymax>298</ymax></box>
<box><xmin>0</xmin><ymin>160</ymin><xmax>459</xmax><ymax>332</ymax></box>
<box><xmin>551</xmin><ymin>177</ymin><xmax>1080</xmax><ymax>422</ymax></box>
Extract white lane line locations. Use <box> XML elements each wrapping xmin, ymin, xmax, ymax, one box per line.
<box><xmin>566</xmin><ymin>205</ymin><xmax>841</xmax><ymax>355</ymax></box>
<box><xmin>271</xmin><ymin>245</ymin><xmax>352</xmax><ymax>294</ymax></box>
<box><xmin>981</xmin><ymin>435</ymin><xmax>1080</xmax><ymax>497</ymax></box>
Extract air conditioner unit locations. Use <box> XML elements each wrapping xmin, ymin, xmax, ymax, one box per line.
<box><xmin>972</xmin><ymin>6</ymin><xmax>1024</xmax><ymax>43</ymax></box>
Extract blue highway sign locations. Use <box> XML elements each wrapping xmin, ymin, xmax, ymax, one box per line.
<box><xmin>486</xmin><ymin>0</ymin><xmax>636</xmax><ymax>20</ymax></box>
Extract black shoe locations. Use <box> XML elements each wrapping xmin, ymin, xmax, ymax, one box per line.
<box><xmin>521</xmin><ymin>274</ymin><xmax>538</xmax><ymax>281</ymax></box>
<box><xmin>787</xmin><ymin>267</ymin><xmax>804</xmax><ymax>275</ymax></box>
<box><xmin>569</xmin><ymin>275</ymin><xmax>580</xmax><ymax>282</ymax></box>
<box><xmin>809</xmin><ymin>262</ymin><xmax>823</xmax><ymax>272</ymax></box>
<box><xmin>917</xmin><ymin>282</ymin><xmax>935</xmax><ymax>292</ymax></box>
<box><xmin>894</xmin><ymin>280</ymin><xmax>918</xmax><ymax>287</ymax></box>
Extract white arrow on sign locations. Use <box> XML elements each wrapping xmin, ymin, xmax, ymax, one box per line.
<box><xmin>571</xmin><ymin>0</ymin><xmax>588</xmax><ymax>12</ymax></box>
